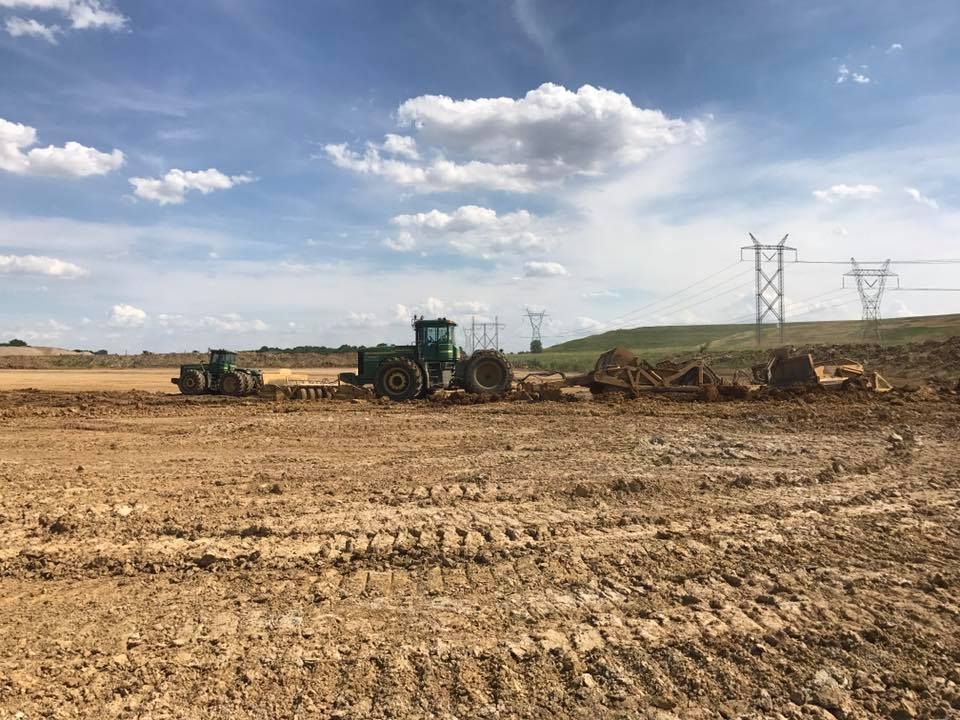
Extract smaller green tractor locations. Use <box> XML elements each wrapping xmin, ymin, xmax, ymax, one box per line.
<box><xmin>339</xmin><ymin>317</ymin><xmax>513</xmax><ymax>401</ymax></box>
<box><xmin>172</xmin><ymin>349</ymin><xmax>263</xmax><ymax>396</ymax></box>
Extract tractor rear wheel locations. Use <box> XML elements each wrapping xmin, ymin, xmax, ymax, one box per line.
<box><xmin>179</xmin><ymin>369</ymin><xmax>207</xmax><ymax>395</ymax></box>
<box><xmin>374</xmin><ymin>358</ymin><xmax>424</xmax><ymax>401</ymax></box>
<box><xmin>463</xmin><ymin>350</ymin><xmax>513</xmax><ymax>395</ymax></box>
<box><xmin>221</xmin><ymin>371</ymin><xmax>246</xmax><ymax>396</ymax></box>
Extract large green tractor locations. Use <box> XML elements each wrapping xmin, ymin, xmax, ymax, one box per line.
<box><xmin>339</xmin><ymin>317</ymin><xmax>513</xmax><ymax>401</ymax></box>
<box><xmin>171</xmin><ymin>349</ymin><xmax>263</xmax><ymax>396</ymax></box>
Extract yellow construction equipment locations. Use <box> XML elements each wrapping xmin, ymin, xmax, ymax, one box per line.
<box><xmin>752</xmin><ymin>351</ymin><xmax>891</xmax><ymax>392</ymax></box>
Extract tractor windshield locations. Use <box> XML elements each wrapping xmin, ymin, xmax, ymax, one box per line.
<box><xmin>425</xmin><ymin>326</ymin><xmax>450</xmax><ymax>344</ymax></box>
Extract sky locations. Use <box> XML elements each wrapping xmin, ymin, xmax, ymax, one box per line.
<box><xmin>1</xmin><ymin>0</ymin><xmax>959</xmax><ymax>352</ymax></box>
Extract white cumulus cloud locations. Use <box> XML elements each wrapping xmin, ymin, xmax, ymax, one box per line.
<box><xmin>383</xmin><ymin>230</ymin><xmax>416</xmax><ymax>252</ymax></box>
<box><xmin>0</xmin><ymin>117</ymin><xmax>124</xmax><ymax>177</ymax></box>
<box><xmin>4</xmin><ymin>15</ymin><xmax>59</xmax><ymax>41</ymax></box>
<box><xmin>334</xmin><ymin>312</ymin><xmax>386</xmax><ymax>329</ymax></box>
<box><xmin>325</xmin><ymin>143</ymin><xmax>533</xmax><ymax>193</ymax></box>
<box><xmin>904</xmin><ymin>187</ymin><xmax>939</xmax><ymax>209</ymax></box>
<box><xmin>524</xmin><ymin>260</ymin><xmax>568</xmax><ymax>277</ymax></box>
<box><xmin>156</xmin><ymin>313</ymin><xmax>268</xmax><ymax>333</ymax></box>
<box><xmin>0</xmin><ymin>0</ymin><xmax>126</xmax><ymax>32</ymax></box>
<box><xmin>393</xmin><ymin>298</ymin><xmax>490</xmax><ymax>322</ymax></box>
<box><xmin>129</xmin><ymin>168</ymin><xmax>254</xmax><ymax>205</ymax></box>
<box><xmin>108</xmin><ymin>303</ymin><xmax>147</xmax><ymax>328</ymax></box>
<box><xmin>813</xmin><ymin>184</ymin><xmax>882</xmax><ymax>203</ymax></box>
<box><xmin>390</xmin><ymin>205</ymin><xmax>549</xmax><ymax>257</ymax></box>
<box><xmin>381</xmin><ymin>134</ymin><xmax>419</xmax><ymax>160</ymax></box>
<box><xmin>0</xmin><ymin>254</ymin><xmax>87</xmax><ymax>277</ymax></box>
<box><xmin>325</xmin><ymin>83</ymin><xmax>703</xmax><ymax>193</ymax></box>
<box><xmin>886</xmin><ymin>42</ymin><xmax>903</xmax><ymax>54</ymax></box>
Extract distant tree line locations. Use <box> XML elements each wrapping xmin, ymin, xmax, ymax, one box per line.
<box><xmin>1</xmin><ymin>338</ymin><xmax>28</xmax><ymax>347</ymax></box>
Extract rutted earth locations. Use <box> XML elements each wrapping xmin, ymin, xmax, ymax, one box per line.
<box><xmin>0</xmin><ymin>385</ymin><xmax>958</xmax><ymax>719</ymax></box>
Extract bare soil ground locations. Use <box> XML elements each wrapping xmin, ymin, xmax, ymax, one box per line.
<box><xmin>0</xmin><ymin>368</ymin><xmax>352</xmax><ymax>394</ymax></box>
<box><xmin>0</xmin><ymin>376</ymin><xmax>958</xmax><ymax>719</ymax></box>
<box><xmin>0</xmin><ymin>352</ymin><xmax>355</xmax><ymax>370</ymax></box>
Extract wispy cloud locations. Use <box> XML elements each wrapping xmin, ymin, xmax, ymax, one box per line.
<box><xmin>4</xmin><ymin>15</ymin><xmax>59</xmax><ymax>42</ymax></box>
<box><xmin>836</xmin><ymin>64</ymin><xmax>870</xmax><ymax>84</ymax></box>
<box><xmin>0</xmin><ymin>254</ymin><xmax>88</xmax><ymax>277</ymax></box>
<box><xmin>904</xmin><ymin>187</ymin><xmax>939</xmax><ymax>209</ymax></box>
<box><xmin>0</xmin><ymin>0</ymin><xmax>127</xmax><ymax>33</ymax></box>
<box><xmin>813</xmin><ymin>184</ymin><xmax>882</xmax><ymax>202</ymax></box>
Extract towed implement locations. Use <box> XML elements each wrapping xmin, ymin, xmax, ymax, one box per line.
<box><xmin>172</xmin><ymin>349</ymin><xmax>263</xmax><ymax>397</ymax></box>
<box><xmin>518</xmin><ymin>346</ymin><xmax>726</xmax><ymax>400</ymax></box>
<box><xmin>752</xmin><ymin>350</ymin><xmax>892</xmax><ymax>392</ymax></box>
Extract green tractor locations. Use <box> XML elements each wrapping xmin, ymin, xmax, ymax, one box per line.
<box><xmin>339</xmin><ymin>317</ymin><xmax>513</xmax><ymax>401</ymax></box>
<box><xmin>171</xmin><ymin>349</ymin><xmax>263</xmax><ymax>396</ymax></box>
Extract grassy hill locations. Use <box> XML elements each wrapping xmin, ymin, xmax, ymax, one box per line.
<box><xmin>508</xmin><ymin>313</ymin><xmax>960</xmax><ymax>371</ymax></box>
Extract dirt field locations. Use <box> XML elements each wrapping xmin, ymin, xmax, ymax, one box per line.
<box><xmin>0</xmin><ymin>368</ymin><xmax>352</xmax><ymax>393</ymax></box>
<box><xmin>1</xmin><ymin>377</ymin><xmax>958</xmax><ymax>718</ymax></box>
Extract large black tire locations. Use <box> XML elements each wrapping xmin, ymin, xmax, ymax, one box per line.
<box><xmin>179</xmin><ymin>369</ymin><xmax>207</xmax><ymax>395</ymax></box>
<box><xmin>221</xmin><ymin>371</ymin><xmax>246</xmax><ymax>397</ymax></box>
<box><xmin>374</xmin><ymin>358</ymin><xmax>424</xmax><ymax>401</ymax></box>
<box><xmin>463</xmin><ymin>350</ymin><xmax>513</xmax><ymax>395</ymax></box>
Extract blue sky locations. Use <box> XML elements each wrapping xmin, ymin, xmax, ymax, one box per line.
<box><xmin>1</xmin><ymin>0</ymin><xmax>958</xmax><ymax>351</ymax></box>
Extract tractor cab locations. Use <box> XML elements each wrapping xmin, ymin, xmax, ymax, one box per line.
<box><xmin>208</xmin><ymin>349</ymin><xmax>236</xmax><ymax>370</ymax></box>
<box><xmin>414</xmin><ymin>317</ymin><xmax>457</xmax><ymax>363</ymax></box>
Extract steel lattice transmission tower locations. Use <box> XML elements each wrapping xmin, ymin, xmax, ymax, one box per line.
<box><xmin>843</xmin><ymin>258</ymin><xmax>898</xmax><ymax>342</ymax></box>
<box><xmin>467</xmin><ymin>316</ymin><xmax>505</xmax><ymax>353</ymax></box>
<box><xmin>740</xmin><ymin>233</ymin><xmax>797</xmax><ymax>344</ymax></box>
<box><xmin>523</xmin><ymin>308</ymin><xmax>547</xmax><ymax>351</ymax></box>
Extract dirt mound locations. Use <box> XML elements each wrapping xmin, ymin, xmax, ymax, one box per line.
<box><xmin>703</xmin><ymin>336</ymin><xmax>960</xmax><ymax>383</ymax></box>
<box><xmin>0</xmin><ymin>345</ymin><xmax>90</xmax><ymax>357</ymax></box>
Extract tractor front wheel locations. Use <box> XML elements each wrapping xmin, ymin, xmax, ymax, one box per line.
<box><xmin>374</xmin><ymin>358</ymin><xmax>424</xmax><ymax>401</ymax></box>
<box><xmin>463</xmin><ymin>351</ymin><xmax>513</xmax><ymax>396</ymax></box>
<box><xmin>221</xmin><ymin>371</ymin><xmax>246</xmax><ymax>397</ymax></box>
<box><xmin>179</xmin><ymin>369</ymin><xmax>207</xmax><ymax>395</ymax></box>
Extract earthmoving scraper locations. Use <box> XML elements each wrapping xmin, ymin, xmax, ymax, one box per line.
<box><xmin>752</xmin><ymin>350</ymin><xmax>892</xmax><ymax>392</ymax></box>
<box><xmin>518</xmin><ymin>346</ymin><xmax>724</xmax><ymax>399</ymax></box>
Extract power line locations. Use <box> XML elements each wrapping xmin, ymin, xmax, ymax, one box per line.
<box><xmin>891</xmin><ymin>287</ymin><xmax>960</xmax><ymax>292</ymax></box>
<box><xmin>579</xmin><ymin>260</ymin><xmax>745</xmax><ymax>329</ymax></box>
<box><xmin>724</xmin><ymin>287</ymin><xmax>853</xmax><ymax>325</ymax></box>
<box><xmin>542</xmin><ymin>268</ymin><xmax>752</xmax><ymax>340</ymax></box>
<box><xmin>796</xmin><ymin>259</ymin><xmax>960</xmax><ymax>265</ymax></box>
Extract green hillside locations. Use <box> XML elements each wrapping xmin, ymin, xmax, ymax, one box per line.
<box><xmin>508</xmin><ymin>313</ymin><xmax>960</xmax><ymax>371</ymax></box>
